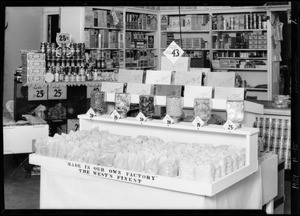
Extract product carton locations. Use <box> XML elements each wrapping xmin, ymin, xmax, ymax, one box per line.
<box><xmin>117</xmin><ymin>69</ymin><xmax>144</xmax><ymax>83</ymax></box>
<box><xmin>206</xmin><ymin>72</ymin><xmax>236</xmax><ymax>87</ymax></box>
<box><xmin>145</xmin><ymin>70</ymin><xmax>172</xmax><ymax>85</ymax></box>
<box><xmin>161</xmin><ymin>57</ymin><xmax>190</xmax><ymax>72</ymax></box>
<box><xmin>21</xmin><ymin>52</ymin><xmax>45</xmax><ymax>62</ymax></box>
<box><xmin>21</xmin><ymin>75</ymin><xmax>45</xmax><ymax>83</ymax></box>
<box><xmin>174</xmin><ymin>71</ymin><xmax>202</xmax><ymax>85</ymax></box>
<box><xmin>214</xmin><ymin>87</ymin><xmax>245</xmax><ymax>100</ymax></box>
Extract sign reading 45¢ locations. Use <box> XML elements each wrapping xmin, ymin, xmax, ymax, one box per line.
<box><xmin>28</xmin><ymin>86</ymin><xmax>48</xmax><ymax>101</ymax></box>
<box><xmin>56</xmin><ymin>33</ymin><xmax>71</xmax><ymax>46</ymax></box>
<box><xmin>48</xmin><ymin>85</ymin><xmax>67</xmax><ymax>100</ymax></box>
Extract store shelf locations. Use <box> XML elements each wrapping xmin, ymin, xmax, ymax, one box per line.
<box><xmin>161</xmin><ymin>30</ymin><xmax>210</xmax><ymax>33</ymax></box>
<box><xmin>161</xmin><ymin>48</ymin><xmax>210</xmax><ymax>51</ymax></box>
<box><xmin>212</xmin><ymin>49</ymin><xmax>267</xmax><ymax>51</ymax></box>
<box><xmin>212</xmin><ymin>29</ymin><xmax>267</xmax><ymax>32</ymax></box>
<box><xmin>125</xmin><ymin>29</ymin><xmax>157</xmax><ymax>32</ymax></box>
<box><xmin>216</xmin><ymin>57</ymin><xmax>267</xmax><ymax>60</ymax></box>
<box><xmin>84</xmin><ymin>26</ymin><xmax>122</xmax><ymax>31</ymax></box>
<box><xmin>214</xmin><ymin>68</ymin><xmax>267</xmax><ymax>71</ymax></box>
<box><xmin>126</xmin><ymin>48</ymin><xmax>156</xmax><ymax>50</ymax></box>
<box><xmin>85</xmin><ymin>48</ymin><xmax>121</xmax><ymax>50</ymax></box>
<box><xmin>246</xmin><ymin>88</ymin><xmax>268</xmax><ymax>92</ymax></box>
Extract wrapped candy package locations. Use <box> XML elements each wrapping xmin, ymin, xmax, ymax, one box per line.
<box><xmin>226</xmin><ymin>100</ymin><xmax>245</xmax><ymax>127</ymax></box>
<box><xmin>194</xmin><ymin>98</ymin><xmax>211</xmax><ymax>125</ymax></box>
<box><xmin>34</xmin><ymin>128</ymin><xmax>247</xmax><ymax>183</ymax></box>
<box><xmin>115</xmin><ymin>93</ymin><xmax>131</xmax><ymax>118</ymax></box>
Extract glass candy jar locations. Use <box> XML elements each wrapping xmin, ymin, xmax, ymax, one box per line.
<box><xmin>115</xmin><ymin>93</ymin><xmax>131</xmax><ymax>118</ymax></box>
<box><xmin>194</xmin><ymin>98</ymin><xmax>211</xmax><ymax>125</ymax></box>
<box><xmin>272</xmin><ymin>95</ymin><xmax>290</xmax><ymax>108</ymax></box>
<box><xmin>166</xmin><ymin>96</ymin><xmax>183</xmax><ymax>123</ymax></box>
<box><xmin>90</xmin><ymin>90</ymin><xmax>106</xmax><ymax>115</ymax></box>
<box><xmin>139</xmin><ymin>95</ymin><xmax>155</xmax><ymax>120</ymax></box>
<box><xmin>226</xmin><ymin>100</ymin><xmax>245</xmax><ymax>128</ymax></box>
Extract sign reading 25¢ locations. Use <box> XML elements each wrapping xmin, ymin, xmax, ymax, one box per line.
<box><xmin>28</xmin><ymin>86</ymin><xmax>48</xmax><ymax>101</ymax></box>
<box><xmin>48</xmin><ymin>85</ymin><xmax>67</xmax><ymax>100</ymax></box>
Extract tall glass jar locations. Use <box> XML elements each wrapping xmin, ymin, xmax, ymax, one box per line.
<box><xmin>115</xmin><ymin>93</ymin><xmax>131</xmax><ymax>118</ymax></box>
<box><xmin>194</xmin><ymin>98</ymin><xmax>211</xmax><ymax>125</ymax></box>
<box><xmin>166</xmin><ymin>96</ymin><xmax>183</xmax><ymax>123</ymax></box>
<box><xmin>90</xmin><ymin>90</ymin><xmax>106</xmax><ymax>115</ymax></box>
<box><xmin>139</xmin><ymin>95</ymin><xmax>155</xmax><ymax>120</ymax></box>
<box><xmin>226</xmin><ymin>100</ymin><xmax>244</xmax><ymax>128</ymax></box>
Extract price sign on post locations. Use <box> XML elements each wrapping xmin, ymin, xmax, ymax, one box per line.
<box><xmin>192</xmin><ymin>116</ymin><xmax>205</xmax><ymax>129</ymax></box>
<box><xmin>110</xmin><ymin>110</ymin><xmax>121</xmax><ymax>121</ymax></box>
<box><xmin>163</xmin><ymin>41</ymin><xmax>184</xmax><ymax>64</ymax></box>
<box><xmin>87</xmin><ymin>86</ymin><xmax>101</xmax><ymax>98</ymax></box>
<box><xmin>56</xmin><ymin>33</ymin><xmax>71</xmax><ymax>46</ymax></box>
<box><xmin>48</xmin><ymin>85</ymin><xmax>67</xmax><ymax>100</ymax></box>
<box><xmin>162</xmin><ymin>114</ymin><xmax>174</xmax><ymax>126</ymax></box>
<box><xmin>28</xmin><ymin>85</ymin><xmax>48</xmax><ymax>101</ymax></box>
<box><xmin>223</xmin><ymin>119</ymin><xmax>238</xmax><ymax>132</ymax></box>
<box><xmin>136</xmin><ymin>112</ymin><xmax>147</xmax><ymax>124</ymax></box>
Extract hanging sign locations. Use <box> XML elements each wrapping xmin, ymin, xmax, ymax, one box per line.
<box><xmin>56</xmin><ymin>33</ymin><xmax>71</xmax><ymax>46</ymax></box>
<box><xmin>163</xmin><ymin>41</ymin><xmax>184</xmax><ymax>64</ymax></box>
<box><xmin>110</xmin><ymin>110</ymin><xmax>121</xmax><ymax>121</ymax></box>
<box><xmin>48</xmin><ymin>85</ymin><xmax>67</xmax><ymax>100</ymax></box>
<box><xmin>223</xmin><ymin>119</ymin><xmax>238</xmax><ymax>132</ymax></box>
<box><xmin>87</xmin><ymin>86</ymin><xmax>101</xmax><ymax>99</ymax></box>
<box><xmin>136</xmin><ymin>112</ymin><xmax>147</xmax><ymax>124</ymax></box>
<box><xmin>28</xmin><ymin>85</ymin><xmax>48</xmax><ymax>101</ymax></box>
<box><xmin>162</xmin><ymin>114</ymin><xmax>174</xmax><ymax>126</ymax></box>
<box><xmin>192</xmin><ymin>116</ymin><xmax>205</xmax><ymax>129</ymax></box>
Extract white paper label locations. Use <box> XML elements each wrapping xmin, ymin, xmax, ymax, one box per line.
<box><xmin>48</xmin><ymin>86</ymin><xmax>67</xmax><ymax>100</ymax></box>
<box><xmin>192</xmin><ymin>116</ymin><xmax>205</xmax><ymax>129</ymax></box>
<box><xmin>163</xmin><ymin>41</ymin><xmax>184</xmax><ymax>64</ymax></box>
<box><xmin>162</xmin><ymin>114</ymin><xmax>174</xmax><ymax>126</ymax></box>
<box><xmin>56</xmin><ymin>33</ymin><xmax>71</xmax><ymax>46</ymax></box>
<box><xmin>136</xmin><ymin>112</ymin><xmax>147</xmax><ymax>124</ymax></box>
<box><xmin>110</xmin><ymin>110</ymin><xmax>121</xmax><ymax>121</ymax></box>
<box><xmin>28</xmin><ymin>86</ymin><xmax>47</xmax><ymax>101</ymax></box>
<box><xmin>223</xmin><ymin>119</ymin><xmax>237</xmax><ymax>131</ymax></box>
<box><xmin>87</xmin><ymin>86</ymin><xmax>101</xmax><ymax>99</ymax></box>
<box><xmin>86</xmin><ymin>108</ymin><xmax>96</xmax><ymax>118</ymax></box>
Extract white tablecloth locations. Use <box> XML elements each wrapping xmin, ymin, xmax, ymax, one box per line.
<box><xmin>40</xmin><ymin>165</ymin><xmax>263</xmax><ymax>209</ymax></box>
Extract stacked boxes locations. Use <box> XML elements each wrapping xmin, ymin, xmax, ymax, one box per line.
<box><xmin>248</xmin><ymin>32</ymin><xmax>267</xmax><ymax>49</ymax></box>
<box><xmin>21</xmin><ymin>51</ymin><xmax>46</xmax><ymax>84</ymax></box>
<box><xmin>167</xmin><ymin>15</ymin><xmax>209</xmax><ymax>31</ymax></box>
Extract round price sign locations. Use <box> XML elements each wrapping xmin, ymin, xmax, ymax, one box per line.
<box><xmin>163</xmin><ymin>41</ymin><xmax>184</xmax><ymax>64</ymax></box>
<box><xmin>56</xmin><ymin>33</ymin><xmax>71</xmax><ymax>46</ymax></box>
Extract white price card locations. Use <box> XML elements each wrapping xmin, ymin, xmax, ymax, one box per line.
<box><xmin>192</xmin><ymin>116</ymin><xmax>205</xmax><ymax>129</ymax></box>
<box><xmin>223</xmin><ymin>119</ymin><xmax>238</xmax><ymax>131</ymax></box>
<box><xmin>86</xmin><ymin>108</ymin><xmax>96</xmax><ymax>118</ymax></box>
<box><xmin>48</xmin><ymin>85</ymin><xmax>67</xmax><ymax>100</ymax></box>
<box><xmin>136</xmin><ymin>112</ymin><xmax>147</xmax><ymax>124</ymax></box>
<box><xmin>162</xmin><ymin>114</ymin><xmax>174</xmax><ymax>126</ymax></box>
<box><xmin>110</xmin><ymin>110</ymin><xmax>121</xmax><ymax>121</ymax></box>
<box><xmin>87</xmin><ymin>86</ymin><xmax>101</xmax><ymax>99</ymax></box>
<box><xmin>28</xmin><ymin>85</ymin><xmax>47</xmax><ymax>101</ymax></box>
<box><xmin>56</xmin><ymin>33</ymin><xmax>71</xmax><ymax>46</ymax></box>
<box><xmin>163</xmin><ymin>41</ymin><xmax>184</xmax><ymax>64</ymax></box>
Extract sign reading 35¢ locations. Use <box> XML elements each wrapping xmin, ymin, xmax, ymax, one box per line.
<box><xmin>48</xmin><ymin>86</ymin><xmax>67</xmax><ymax>100</ymax></box>
<box><xmin>28</xmin><ymin>86</ymin><xmax>48</xmax><ymax>101</ymax></box>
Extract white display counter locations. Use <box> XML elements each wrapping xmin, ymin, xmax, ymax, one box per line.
<box><xmin>3</xmin><ymin>124</ymin><xmax>49</xmax><ymax>154</ymax></box>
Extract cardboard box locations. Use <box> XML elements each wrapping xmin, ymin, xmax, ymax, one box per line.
<box><xmin>21</xmin><ymin>52</ymin><xmax>45</xmax><ymax>62</ymax></box>
<box><xmin>174</xmin><ymin>71</ymin><xmax>202</xmax><ymax>86</ymax></box>
<box><xmin>155</xmin><ymin>85</ymin><xmax>182</xmax><ymax>97</ymax></box>
<box><xmin>101</xmin><ymin>82</ymin><xmax>124</xmax><ymax>93</ymax></box>
<box><xmin>207</xmin><ymin>72</ymin><xmax>236</xmax><ymax>87</ymax></box>
<box><xmin>183</xmin><ymin>86</ymin><xmax>213</xmax><ymax>107</ymax></box>
<box><xmin>161</xmin><ymin>57</ymin><xmax>190</xmax><ymax>71</ymax></box>
<box><xmin>145</xmin><ymin>70</ymin><xmax>172</xmax><ymax>85</ymax></box>
<box><xmin>23</xmin><ymin>68</ymin><xmax>45</xmax><ymax>76</ymax></box>
<box><xmin>117</xmin><ymin>69</ymin><xmax>144</xmax><ymax>83</ymax></box>
<box><xmin>214</xmin><ymin>87</ymin><xmax>245</xmax><ymax>100</ymax></box>
<box><xmin>22</xmin><ymin>61</ymin><xmax>46</xmax><ymax>69</ymax></box>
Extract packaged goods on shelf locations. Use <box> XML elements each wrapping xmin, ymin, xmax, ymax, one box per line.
<box><xmin>34</xmin><ymin>128</ymin><xmax>246</xmax><ymax>183</ymax></box>
<box><xmin>21</xmin><ymin>51</ymin><xmax>46</xmax><ymax>84</ymax></box>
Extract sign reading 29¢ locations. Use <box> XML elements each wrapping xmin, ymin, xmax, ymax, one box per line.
<box><xmin>48</xmin><ymin>85</ymin><xmax>67</xmax><ymax>100</ymax></box>
<box><xmin>28</xmin><ymin>86</ymin><xmax>48</xmax><ymax>101</ymax></box>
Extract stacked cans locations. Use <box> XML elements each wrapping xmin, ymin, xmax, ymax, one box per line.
<box><xmin>21</xmin><ymin>51</ymin><xmax>46</xmax><ymax>84</ymax></box>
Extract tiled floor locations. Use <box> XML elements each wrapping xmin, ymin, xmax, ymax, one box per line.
<box><xmin>3</xmin><ymin>155</ymin><xmax>292</xmax><ymax>213</ymax></box>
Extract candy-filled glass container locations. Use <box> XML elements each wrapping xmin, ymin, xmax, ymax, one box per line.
<box><xmin>226</xmin><ymin>100</ymin><xmax>245</xmax><ymax>128</ymax></box>
<box><xmin>139</xmin><ymin>95</ymin><xmax>155</xmax><ymax>120</ymax></box>
<box><xmin>194</xmin><ymin>98</ymin><xmax>211</xmax><ymax>125</ymax></box>
<box><xmin>115</xmin><ymin>93</ymin><xmax>131</xmax><ymax>118</ymax></box>
<box><xmin>166</xmin><ymin>96</ymin><xmax>183</xmax><ymax>123</ymax></box>
<box><xmin>90</xmin><ymin>90</ymin><xmax>106</xmax><ymax>115</ymax></box>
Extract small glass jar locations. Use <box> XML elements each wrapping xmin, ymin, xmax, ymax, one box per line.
<box><xmin>139</xmin><ymin>95</ymin><xmax>155</xmax><ymax>120</ymax></box>
<box><xmin>226</xmin><ymin>100</ymin><xmax>245</xmax><ymax>128</ymax></box>
<box><xmin>272</xmin><ymin>95</ymin><xmax>290</xmax><ymax>108</ymax></box>
<box><xmin>90</xmin><ymin>90</ymin><xmax>106</xmax><ymax>115</ymax></box>
<box><xmin>166</xmin><ymin>96</ymin><xmax>183</xmax><ymax>123</ymax></box>
<box><xmin>194</xmin><ymin>98</ymin><xmax>211</xmax><ymax>125</ymax></box>
<box><xmin>115</xmin><ymin>93</ymin><xmax>131</xmax><ymax>118</ymax></box>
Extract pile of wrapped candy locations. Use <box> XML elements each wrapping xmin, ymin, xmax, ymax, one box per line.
<box><xmin>34</xmin><ymin>128</ymin><xmax>246</xmax><ymax>183</ymax></box>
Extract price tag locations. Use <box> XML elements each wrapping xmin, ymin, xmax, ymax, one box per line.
<box><xmin>163</xmin><ymin>41</ymin><xmax>184</xmax><ymax>64</ymax></box>
<box><xmin>162</xmin><ymin>114</ymin><xmax>174</xmax><ymax>126</ymax></box>
<box><xmin>192</xmin><ymin>116</ymin><xmax>205</xmax><ymax>129</ymax></box>
<box><xmin>87</xmin><ymin>86</ymin><xmax>101</xmax><ymax>99</ymax></box>
<box><xmin>86</xmin><ymin>108</ymin><xmax>96</xmax><ymax>118</ymax></box>
<box><xmin>223</xmin><ymin>119</ymin><xmax>238</xmax><ymax>132</ymax></box>
<box><xmin>48</xmin><ymin>85</ymin><xmax>67</xmax><ymax>100</ymax></box>
<box><xmin>56</xmin><ymin>33</ymin><xmax>71</xmax><ymax>46</ymax></box>
<box><xmin>110</xmin><ymin>110</ymin><xmax>121</xmax><ymax>121</ymax></box>
<box><xmin>28</xmin><ymin>86</ymin><xmax>47</xmax><ymax>101</ymax></box>
<box><xmin>136</xmin><ymin>112</ymin><xmax>147</xmax><ymax>124</ymax></box>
